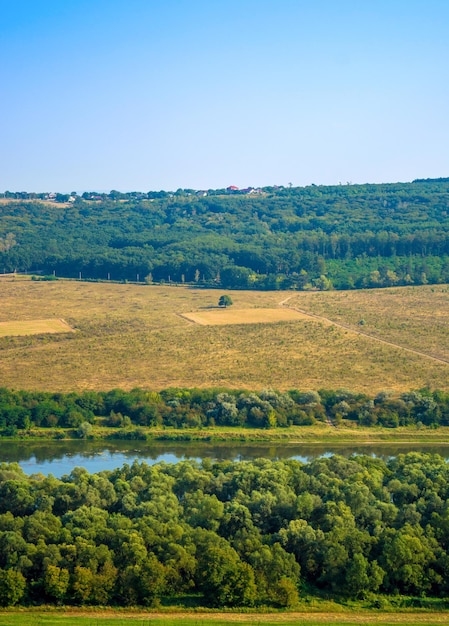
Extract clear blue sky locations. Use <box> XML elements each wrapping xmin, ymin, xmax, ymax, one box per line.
<box><xmin>1</xmin><ymin>0</ymin><xmax>448</xmax><ymax>191</ymax></box>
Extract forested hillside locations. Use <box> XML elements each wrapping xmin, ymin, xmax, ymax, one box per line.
<box><xmin>2</xmin><ymin>178</ymin><xmax>449</xmax><ymax>289</ymax></box>
<box><xmin>1</xmin><ymin>453</ymin><xmax>449</xmax><ymax>607</ymax></box>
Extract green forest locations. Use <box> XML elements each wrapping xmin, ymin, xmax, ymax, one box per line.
<box><xmin>0</xmin><ymin>453</ymin><xmax>449</xmax><ymax>608</ymax></box>
<box><xmin>0</xmin><ymin>386</ymin><xmax>447</xmax><ymax>437</ymax></box>
<box><xmin>2</xmin><ymin>178</ymin><xmax>449</xmax><ymax>289</ymax></box>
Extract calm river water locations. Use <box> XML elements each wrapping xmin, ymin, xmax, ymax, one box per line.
<box><xmin>1</xmin><ymin>440</ymin><xmax>449</xmax><ymax>477</ymax></box>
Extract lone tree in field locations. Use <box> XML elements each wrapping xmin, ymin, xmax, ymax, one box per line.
<box><xmin>218</xmin><ymin>295</ymin><xmax>233</xmax><ymax>308</ymax></box>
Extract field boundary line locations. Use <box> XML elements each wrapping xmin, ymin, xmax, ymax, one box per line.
<box><xmin>59</xmin><ymin>318</ymin><xmax>76</xmax><ymax>331</ymax></box>
<box><xmin>177</xmin><ymin>312</ymin><xmax>204</xmax><ymax>325</ymax></box>
<box><xmin>280</xmin><ymin>295</ymin><xmax>449</xmax><ymax>367</ymax></box>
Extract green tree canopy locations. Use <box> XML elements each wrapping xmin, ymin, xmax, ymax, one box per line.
<box><xmin>218</xmin><ymin>295</ymin><xmax>233</xmax><ymax>308</ymax></box>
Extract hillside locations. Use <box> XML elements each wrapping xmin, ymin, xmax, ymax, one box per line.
<box><xmin>1</xmin><ymin>179</ymin><xmax>449</xmax><ymax>289</ymax></box>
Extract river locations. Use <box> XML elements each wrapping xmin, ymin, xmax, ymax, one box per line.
<box><xmin>2</xmin><ymin>440</ymin><xmax>449</xmax><ymax>477</ymax></box>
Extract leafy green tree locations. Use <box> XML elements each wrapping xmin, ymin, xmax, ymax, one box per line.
<box><xmin>218</xmin><ymin>294</ymin><xmax>233</xmax><ymax>307</ymax></box>
<box><xmin>248</xmin><ymin>542</ymin><xmax>300</xmax><ymax>602</ymax></box>
<box><xmin>137</xmin><ymin>555</ymin><xmax>167</xmax><ymax>606</ymax></box>
<box><xmin>0</xmin><ymin>531</ymin><xmax>29</xmax><ymax>568</ymax></box>
<box><xmin>270</xmin><ymin>576</ymin><xmax>299</xmax><ymax>607</ymax></box>
<box><xmin>195</xmin><ymin>535</ymin><xmax>257</xmax><ymax>607</ymax></box>
<box><xmin>77</xmin><ymin>421</ymin><xmax>93</xmax><ymax>439</ymax></box>
<box><xmin>0</xmin><ymin>480</ymin><xmax>34</xmax><ymax>516</ymax></box>
<box><xmin>0</xmin><ymin>569</ymin><xmax>26</xmax><ymax>606</ymax></box>
<box><xmin>183</xmin><ymin>490</ymin><xmax>224</xmax><ymax>531</ymax></box>
<box><xmin>344</xmin><ymin>553</ymin><xmax>371</xmax><ymax>598</ymax></box>
<box><xmin>117</xmin><ymin>565</ymin><xmax>140</xmax><ymax>605</ymax></box>
<box><xmin>43</xmin><ymin>564</ymin><xmax>70</xmax><ymax>602</ymax></box>
<box><xmin>203</xmin><ymin>547</ymin><xmax>256</xmax><ymax>607</ymax></box>
<box><xmin>72</xmin><ymin>565</ymin><xmax>94</xmax><ymax>604</ymax></box>
<box><xmin>90</xmin><ymin>561</ymin><xmax>118</xmax><ymax>605</ymax></box>
<box><xmin>279</xmin><ymin>518</ymin><xmax>323</xmax><ymax>579</ymax></box>
<box><xmin>220</xmin><ymin>266</ymin><xmax>255</xmax><ymax>289</ymax></box>
<box><xmin>380</xmin><ymin>523</ymin><xmax>439</xmax><ymax>594</ymax></box>
<box><xmin>163</xmin><ymin>543</ymin><xmax>196</xmax><ymax>594</ymax></box>
<box><xmin>23</xmin><ymin>511</ymin><xmax>62</xmax><ymax>543</ymax></box>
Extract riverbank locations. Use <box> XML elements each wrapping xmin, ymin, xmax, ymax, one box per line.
<box><xmin>6</xmin><ymin>422</ymin><xmax>449</xmax><ymax>444</ymax></box>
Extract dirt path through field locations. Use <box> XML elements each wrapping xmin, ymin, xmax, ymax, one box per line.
<box><xmin>280</xmin><ymin>295</ymin><xmax>449</xmax><ymax>367</ymax></box>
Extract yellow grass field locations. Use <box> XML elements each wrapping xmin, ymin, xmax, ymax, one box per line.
<box><xmin>0</xmin><ymin>198</ymin><xmax>70</xmax><ymax>207</ymax></box>
<box><xmin>284</xmin><ymin>286</ymin><xmax>449</xmax><ymax>363</ymax></box>
<box><xmin>0</xmin><ymin>318</ymin><xmax>74</xmax><ymax>337</ymax></box>
<box><xmin>181</xmin><ymin>307</ymin><xmax>309</xmax><ymax>325</ymax></box>
<box><xmin>0</xmin><ymin>278</ymin><xmax>449</xmax><ymax>393</ymax></box>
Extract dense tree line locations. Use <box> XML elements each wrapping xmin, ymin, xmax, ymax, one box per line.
<box><xmin>1</xmin><ymin>453</ymin><xmax>449</xmax><ymax>607</ymax></box>
<box><xmin>1</xmin><ymin>179</ymin><xmax>449</xmax><ymax>289</ymax></box>
<box><xmin>1</xmin><ymin>387</ymin><xmax>448</xmax><ymax>437</ymax></box>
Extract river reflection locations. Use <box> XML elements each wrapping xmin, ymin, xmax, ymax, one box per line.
<box><xmin>1</xmin><ymin>440</ymin><xmax>449</xmax><ymax>477</ymax></box>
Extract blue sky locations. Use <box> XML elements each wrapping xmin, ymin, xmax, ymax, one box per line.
<box><xmin>1</xmin><ymin>0</ymin><xmax>448</xmax><ymax>191</ymax></box>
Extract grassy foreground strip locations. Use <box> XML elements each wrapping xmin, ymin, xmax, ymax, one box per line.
<box><xmin>1</xmin><ymin>613</ymin><xmax>449</xmax><ymax>625</ymax></box>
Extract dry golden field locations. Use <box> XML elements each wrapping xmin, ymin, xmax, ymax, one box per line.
<box><xmin>0</xmin><ymin>318</ymin><xmax>74</xmax><ymax>337</ymax></box>
<box><xmin>181</xmin><ymin>308</ymin><xmax>308</xmax><ymax>325</ymax></box>
<box><xmin>0</xmin><ymin>278</ymin><xmax>448</xmax><ymax>393</ymax></box>
<box><xmin>0</xmin><ymin>198</ymin><xmax>70</xmax><ymax>207</ymax></box>
<box><xmin>285</xmin><ymin>286</ymin><xmax>449</xmax><ymax>363</ymax></box>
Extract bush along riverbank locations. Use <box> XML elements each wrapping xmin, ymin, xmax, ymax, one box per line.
<box><xmin>1</xmin><ymin>386</ymin><xmax>449</xmax><ymax>440</ymax></box>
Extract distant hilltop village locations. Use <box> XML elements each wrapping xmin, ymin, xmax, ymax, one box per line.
<box><xmin>0</xmin><ymin>186</ymin><xmax>272</xmax><ymax>203</ymax></box>
<box><xmin>2</xmin><ymin>178</ymin><xmax>449</xmax><ymax>202</ymax></box>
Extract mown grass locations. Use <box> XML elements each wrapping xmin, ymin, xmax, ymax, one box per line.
<box><xmin>181</xmin><ymin>308</ymin><xmax>307</xmax><ymax>325</ymax></box>
<box><xmin>0</xmin><ymin>613</ymin><xmax>449</xmax><ymax>625</ymax></box>
<box><xmin>0</xmin><ymin>279</ymin><xmax>448</xmax><ymax>393</ymax></box>
<box><xmin>1</xmin><ymin>595</ymin><xmax>449</xmax><ymax>624</ymax></box>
